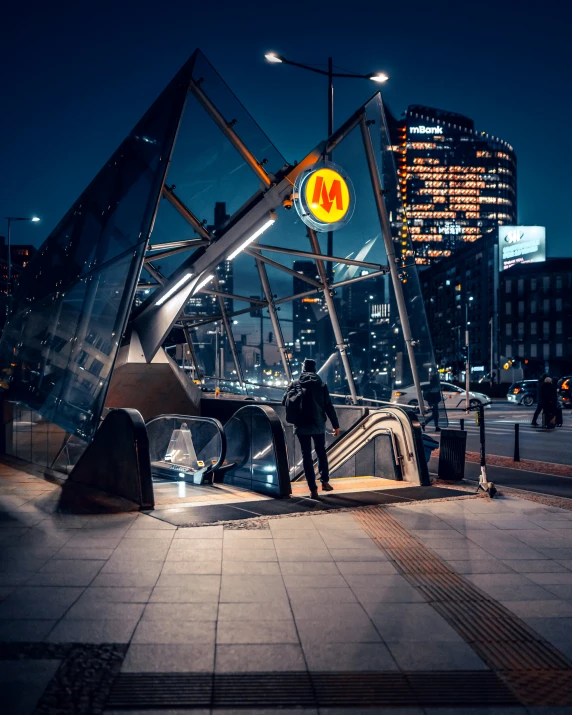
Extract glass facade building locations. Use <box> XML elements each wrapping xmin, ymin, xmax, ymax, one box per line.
<box><xmin>388</xmin><ymin>105</ymin><xmax>517</xmax><ymax>266</ymax></box>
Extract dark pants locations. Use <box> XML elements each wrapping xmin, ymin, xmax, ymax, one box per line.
<box><xmin>297</xmin><ymin>432</ymin><xmax>329</xmax><ymax>492</ymax></box>
<box><xmin>425</xmin><ymin>403</ymin><xmax>440</xmax><ymax>429</ymax></box>
<box><xmin>532</xmin><ymin>404</ymin><xmax>543</xmax><ymax>425</ymax></box>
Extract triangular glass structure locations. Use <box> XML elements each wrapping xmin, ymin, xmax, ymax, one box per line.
<box><xmin>0</xmin><ymin>49</ymin><xmax>442</xmax><ymax>454</ymax></box>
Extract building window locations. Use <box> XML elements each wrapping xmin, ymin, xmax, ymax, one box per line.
<box><xmin>556</xmin><ymin>344</ymin><xmax>563</xmax><ymax>357</ymax></box>
<box><xmin>543</xmin><ymin>344</ymin><xmax>550</xmax><ymax>359</ymax></box>
<box><xmin>506</xmin><ymin>323</ymin><xmax>512</xmax><ymax>336</ymax></box>
<box><xmin>505</xmin><ymin>301</ymin><xmax>512</xmax><ymax>315</ymax></box>
<box><xmin>556</xmin><ymin>276</ymin><xmax>562</xmax><ymax>290</ymax></box>
<box><xmin>505</xmin><ymin>279</ymin><xmax>512</xmax><ymax>293</ymax></box>
<box><xmin>556</xmin><ymin>320</ymin><xmax>563</xmax><ymax>334</ymax></box>
<box><xmin>530</xmin><ymin>300</ymin><xmax>536</xmax><ymax>314</ymax></box>
<box><xmin>518</xmin><ymin>322</ymin><xmax>524</xmax><ymax>336</ymax></box>
<box><xmin>506</xmin><ymin>345</ymin><xmax>512</xmax><ymax>358</ymax></box>
<box><xmin>518</xmin><ymin>300</ymin><xmax>524</xmax><ymax>315</ymax></box>
<box><xmin>543</xmin><ymin>277</ymin><xmax>550</xmax><ymax>291</ymax></box>
<box><xmin>518</xmin><ymin>344</ymin><xmax>525</xmax><ymax>357</ymax></box>
<box><xmin>530</xmin><ymin>343</ymin><xmax>537</xmax><ymax>358</ymax></box>
<box><xmin>543</xmin><ymin>321</ymin><xmax>550</xmax><ymax>336</ymax></box>
<box><xmin>556</xmin><ymin>298</ymin><xmax>563</xmax><ymax>311</ymax></box>
<box><xmin>531</xmin><ymin>278</ymin><xmax>537</xmax><ymax>290</ymax></box>
<box><xmin>531</xmin><ymin>322</ymin><xmax>537</xmax><ymax>335</ymax></box>
<box><xmin>543</xmin><ymin>299</ymin><xmax>550</xmax><ymax>313</ymax></box>
<box><xmin>518</xmin><ymin>279</ymin><xmax>524</xmax><ymax>295</ymax></box>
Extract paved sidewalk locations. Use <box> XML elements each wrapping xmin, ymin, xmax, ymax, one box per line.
<box><xmin>2</xmin><ymin>462</ymin><xmax>572</xmax><ymax>713</ymax></box>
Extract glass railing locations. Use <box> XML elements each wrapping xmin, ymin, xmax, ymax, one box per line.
<box><xmin>145</xmin><ymin>414</ymin><xmax>225</xmax><ymax>484</ymax></box>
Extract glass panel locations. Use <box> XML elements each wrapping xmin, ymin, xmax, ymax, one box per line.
<box><xmin>146</xmin><ymin>415</ymin><xmax>223</xmax><ymax>484</ymax></box>
<box><xmin>0</xmin><ymin>53</ymin><xmax>194</xmax><ymax>439</ymax></box>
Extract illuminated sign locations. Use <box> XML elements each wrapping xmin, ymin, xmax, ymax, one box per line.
<box><xmin>294</xmin><ymin>162</ymin><xmax>355</xmax><ymax>232</ymax></box>
<box><xmin>499</xmin><ymin>226</ymin><xmax>546</xmax><ymax>271</ymax></box>
<box><xmin>410</xmin><ymin>126</ymin><xmax>443</xmax><ymax>135</ymax></box>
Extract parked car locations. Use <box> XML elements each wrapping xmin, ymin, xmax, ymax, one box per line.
<box><xmin>558</xmin><ymin>376</ymin><xmax>572</xmax><ymax>409</ymax></box>
<box><xmin>506</xmin><ymin>380</ymin><xmax>537</xmax><ymax>407</ymax></box>
<box><xmin>391</xmin><ymin>381</ymin><xmax>492</xmax><ymax>410</ymax></box>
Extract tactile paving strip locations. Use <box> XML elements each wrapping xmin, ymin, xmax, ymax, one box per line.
<box><xmin>355</xmin><ymin>505</ymin><xmax>572</xmax><ymax>705</ymax></box>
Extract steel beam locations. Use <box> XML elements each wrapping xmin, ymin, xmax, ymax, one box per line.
<box><xmin>307</xmin><ymin>228</ymin><xmax>358</xmax><ymax>405</ymax></box>
<box><xmin>143</xmin><ymin>262</ymin><xmax>166</xmax><ymax>285</ymax></box>
<box><xmin>255</xmin><ymin>258</ymin><xmax>292</xmax><ymax>382</ymax></box>
<box><xmin>244</xmin><ymin>249</ymin><xmax>322</xmax><ymax>287</ymax></box>
<box><xmin>201</xmin><ymin>289</ymin><xmax>266</xmax><ymax>304</ymax></box>
<box><xmin>189</xmin><ymin>80</ymin><xmax>273</xmax><ymax>188</ymax></box>
<box><xmin>250</xmin><ymin>244</ymin><xmax>385</xmax><ymax>271</ymax></box>
<box><xmin>360</xmin><ymin>117</ymin><xmax>425</xmax><ymax>415</ymax></box>
<box><xmin>145</xmin><ymin>243</ymin><xmax>209</xmax><ymax>262</ymax></box>
<box><xmin>162</xmin><ymin>186</ymin><xmax>212</xmax><ymax>240</ymax></box>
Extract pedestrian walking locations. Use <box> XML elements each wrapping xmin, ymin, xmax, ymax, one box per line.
<box><xmin>423</xmin><ymin>383</ymin><xmax>442</xmax><ymax>432</ymax></box>
<box><xmin>531</xmin><ymin>372</ymin><xmax>548</xmax><ymax>427</ymax></box>
<box><xmin>539</xmin><ymin>376</ymin><xmax>558</xmax><ymax>429</ymax></box>
<box><xmin>283</xmin><ymin>358</ymin><xmax>340</xmax><ymax>499</ymax></box>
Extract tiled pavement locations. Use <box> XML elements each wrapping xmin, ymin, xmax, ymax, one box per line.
<box><xmin>3</xmin><ymin>463</ymin><xmax>572</xmax><ymax>713</ymax></box>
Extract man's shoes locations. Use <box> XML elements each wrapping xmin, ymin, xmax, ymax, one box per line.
<box><xmin>531</xmin><ymin>423</ymin><xmax>538</xmax><ymax>427</ymax></box>
<box><xmin>310</xmin><ymin>490</ymin><xmax>319</xmax><ymax>499</ymax></box>
<box><xmin>435</xmin><ymin>427</ymin><xmax>441</xmax><ymax>432</ymax></box>
<box><xmin>322</xmin><ymin>482</ymin><xmax>334</xmax><ymax>492</ymax></box>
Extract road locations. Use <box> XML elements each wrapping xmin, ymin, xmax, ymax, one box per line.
<box><xmin>430</xmin><ymin>401</ymin><xmax>572</xmax><ymax>466</ymax></box>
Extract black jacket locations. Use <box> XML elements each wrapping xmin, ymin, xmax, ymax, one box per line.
<box><xmin>539</xmin><ymin>381</ymin><xmax>558</xmax><ymax>410</ymax></box>
<box><xmin>288</xmin><ymin>371</ymin><xmax>339</xmax><ymax>435</ymax></box>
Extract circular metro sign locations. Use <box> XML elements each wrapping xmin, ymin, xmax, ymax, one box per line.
<box><xmin>294</xmin><ymin>162</ymin><xmax>355</xmax><ymax>232</ymax></box>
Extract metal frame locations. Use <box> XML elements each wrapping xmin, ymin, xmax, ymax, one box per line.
<box><xmin>120</xmin><ymin>72</ymin><xmax>433</xmax><ymax>414</ymax></box>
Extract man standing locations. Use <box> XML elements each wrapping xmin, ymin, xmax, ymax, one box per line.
<box><xmin>286</xmin><ymin>358</ymin><xmax>340</xmax><ymax>499</ymax></box>
<box><xmin>531</xmin><ymin>372</ymin><xmax>548</xmax><ymax>427</ymax></box>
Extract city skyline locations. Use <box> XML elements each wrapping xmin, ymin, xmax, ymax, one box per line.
<box><xmin>1</xmin><ymin>1</ymin><xmax>568</xmax><ymax>259</ymax></box>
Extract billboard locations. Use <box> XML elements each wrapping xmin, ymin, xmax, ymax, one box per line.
<box><xmin>499</xmin><ymin>226</ymin><xmax>546</xmax><ymax>271</ymax></box>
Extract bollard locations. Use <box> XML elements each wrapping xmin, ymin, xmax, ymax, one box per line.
<box><xmin>514</xmin><ymin>423</ymin><xmax>520</xmax><ymax>462</ymax></box>
<box><xmin>460</xmin><ymin>418</ymin><xmax>465</xmax><ymax>431</ymax></box>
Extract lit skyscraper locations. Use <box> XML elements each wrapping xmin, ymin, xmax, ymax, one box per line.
<box><xmin>389</xmin><ymin>105</ymin><xmax>517</xmax><ymax>266</ymax></box>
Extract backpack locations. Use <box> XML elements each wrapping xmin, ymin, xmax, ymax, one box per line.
<box><xmin>283</xmin><ymin>381</ymin><xmax>307</xmax><ymax>425</ymax></box>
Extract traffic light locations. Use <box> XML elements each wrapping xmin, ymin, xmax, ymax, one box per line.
<box><xmin>268</xmin><ymin>332</ymin><xmax>273</xmax><ymax>343</ymax></box>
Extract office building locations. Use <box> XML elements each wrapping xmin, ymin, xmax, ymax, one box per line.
<box><xmin>0</xmin><ymin>237</ymin><xmax>37</xmax><ymax>296</ymax></box>
<box><xmin>292</xmin><ymin>261</ymin><xmax>322</xmax><ymax>358</ymax></box>
<box><xmin>389</xmin><ymin>105</ymin><xmax>517</xmax><ymax>265</ymax></box>
<box><xmin>500</xmin><ymin>258</ymin><xmax>572</xmax><ymax>376</ymax></box>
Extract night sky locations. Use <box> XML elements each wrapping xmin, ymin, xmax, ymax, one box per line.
<box><xmin>1</xmin><ymin>0</ymin><xmax>569</xmax><ymax>256</ymax></box>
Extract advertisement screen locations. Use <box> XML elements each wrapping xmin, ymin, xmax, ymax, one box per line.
<box><xmin>499</xmin><ymin>226</ymin><xmax>546</xmax><ymax>271</ymax></box>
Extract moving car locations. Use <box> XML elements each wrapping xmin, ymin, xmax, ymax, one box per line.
<box><xmin>558</xmin><ymin>376</ymin><xmax>572</xmax><ymax>409</ymax></box>
<box><xmin>391</xmin><ymin>381</ymin><xmax>492</xmax><ymax>410</ymax></box>
<box><xmin>506</xmin><ymin>380</ymin><xmax>537</xmax><ymax>407</ymax></box>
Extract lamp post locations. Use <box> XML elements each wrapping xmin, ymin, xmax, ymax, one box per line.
<box><xmin>465</xmin><ymin>295</ymin><xmax>474</xmax><ymax>412</ymax></box>
<box><xmin>264</xmin><ymin>52</ymin><xmax>388</xmax><ymax>278</ymax></box>
<box><xmin>4</xmin><ymin>216</ymin><xmax>40</xmax><ymax>303</ymax></box>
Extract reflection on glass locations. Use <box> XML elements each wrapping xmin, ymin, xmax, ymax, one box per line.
<box><xmin>146</xmin><ymin>415</ymin><xmax>223</xmax><ymax>484</ymax></box>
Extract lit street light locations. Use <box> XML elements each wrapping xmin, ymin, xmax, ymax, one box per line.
<box><xmin>264</xmin><ymin>52</ymin><xmax>388</xmax><ymax>276</ymax></box>
<box><xmin>4</xmin><ymin>216</ymin><xmax>40</xmax><ymax>303</ymax></box>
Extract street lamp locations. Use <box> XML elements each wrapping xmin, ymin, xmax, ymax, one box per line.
<box><xmin>465</xmin><ymin>296</ymin><xmax>474</xmax><ymax>411</ymax></box>
<box><xmin>4</xmin><ymin>216</ymin><xmax>40</xmax><ymax>302</ymax></box>
<box><xmin>264</xmin><ymin>52</ymin><xmax>388</xmax><ymax>276</ymax></box>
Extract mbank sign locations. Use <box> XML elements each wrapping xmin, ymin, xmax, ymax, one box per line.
<box><xmin>294</xmin><ymin>162</ymin><xmax>355</xmax><ymax>232</ymax></box>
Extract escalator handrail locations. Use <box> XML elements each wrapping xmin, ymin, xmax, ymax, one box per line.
<box><xmin>226</xmin><ymin>404</ymin><xmax>292</xmax><ymax>498</ymax></box>
<box><xmin>145</xmin><ymin>414</ymin><xmax>227</xmax><ymax>474</ymax></box>
<box><xmin>291</xmin><ymin>410</ymin><xmax>371</xmax><ymax>482</ymax></box>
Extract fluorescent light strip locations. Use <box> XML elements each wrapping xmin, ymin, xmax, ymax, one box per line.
<box><xmin>227</xmin><ymin>218</ymin><xmax>276</xmax><ymax>261</ymax></box>
<box><xmin>155</xmin><ymin>273</ymin><xmax>193</xmax><ymax>306</ymax></box>
<box><xmin>193</xmin><ymin>273</ymin><xmax>215</xmax><ymax>293</ymax></box>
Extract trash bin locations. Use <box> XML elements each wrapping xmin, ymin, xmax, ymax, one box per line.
<box><xmin>422</xmin><ymin>433</ymin><xmax>439</xmax><ymax>464</ymax></box>
<box><xmin>437</xmin><ymin>429</ymin><xmax>467</xmax><ymax>481</ymax></box>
